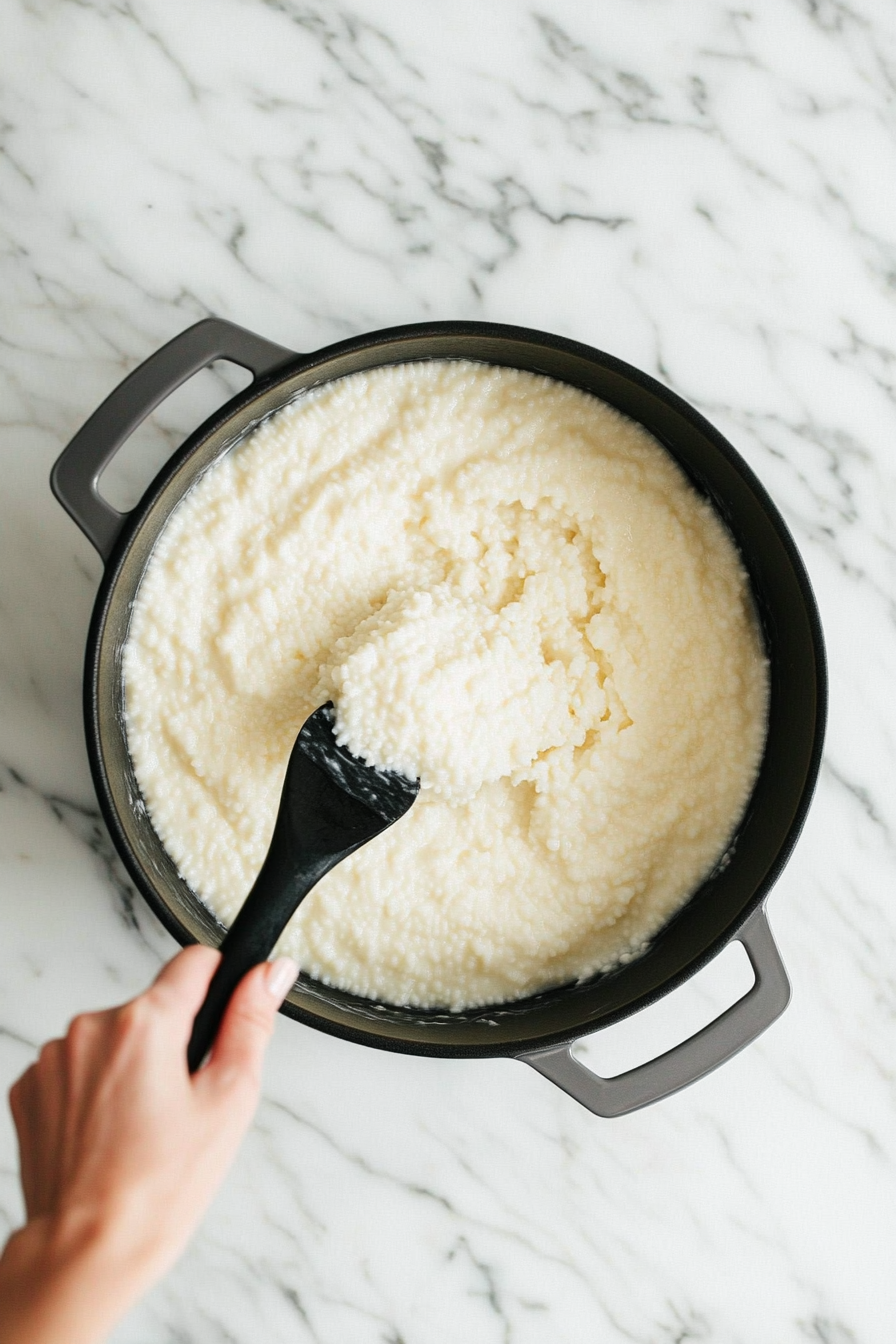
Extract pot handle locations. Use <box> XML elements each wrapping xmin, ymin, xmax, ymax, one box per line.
<box><xmin>519</xmin><ymin>905</ymin><xmax>790</xmax><ymax>1118</ymax></box>
<box><xmin>51</xmin><ymin>318</ymin><xmax>297</xmax><ymax>562</ymax></box>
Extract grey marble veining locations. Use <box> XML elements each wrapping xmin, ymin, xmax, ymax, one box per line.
<box><xmin>1</xmin><ymin>1</ymin><xmax>896</xmax><ymax>1340</ymax></box>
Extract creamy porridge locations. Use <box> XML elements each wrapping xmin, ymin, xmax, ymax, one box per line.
<box><xmin>124</xmin><ymin>361</ymin><xmax>768</xmax><ymax>1010</ymax></box>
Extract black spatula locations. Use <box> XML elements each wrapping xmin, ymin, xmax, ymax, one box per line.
<box><xmin>187</xmin><ymin>702</ymin><xmax>419</xmax><ymax>1072</ymax></box>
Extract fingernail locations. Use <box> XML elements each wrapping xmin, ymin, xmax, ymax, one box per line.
<box><xmin>265</xmin><ymin>957</ymin><xmax>298</xmax><ymax>1003</ymax></box>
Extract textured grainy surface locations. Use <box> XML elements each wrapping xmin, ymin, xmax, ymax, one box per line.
<box><xmin>0</xmin><ymin>0</ymin><xmax>894</xmax><ymax>1339</ymax></box>
<box><xmin>123</xmin><ymin>360</ymin><xmax>767</xmax><ymax>1009</ymax></box>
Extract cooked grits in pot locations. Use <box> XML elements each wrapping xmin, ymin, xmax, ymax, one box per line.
<box><xmin>123</xmin><ymin>360</ymin><xmax>768</xmax><ymax>1011</ymax></box>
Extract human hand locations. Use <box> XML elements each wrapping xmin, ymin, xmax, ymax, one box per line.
<box><xmin>0</xmin><ymin>946</ymin><xmax>297</xmax><ymax>1344</ymax></box>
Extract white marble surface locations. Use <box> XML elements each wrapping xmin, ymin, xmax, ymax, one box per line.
<box><xmin>1</xmin><ymin>0</ymin><xmax>895</xmax><ymax>1338</ymax></box>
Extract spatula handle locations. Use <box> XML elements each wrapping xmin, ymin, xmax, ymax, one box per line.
<box><xmin>186</xmin><ymin>843</ymin><xmax>336</xmax><ymax>1073</ymax></box>
<box><xmin>186</xmin><ymin>896</ymin><xmax>286</xmax><ymax>1074</ymax></box>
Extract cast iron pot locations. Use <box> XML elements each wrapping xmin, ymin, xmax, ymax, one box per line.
<box><xmin>51</xmin><ymin>317</ymin><xmax>826</xmax><ymax>1118</ymax></box>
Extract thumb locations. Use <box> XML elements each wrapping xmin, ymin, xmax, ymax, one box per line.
<box><xmin>150</xmin><ymin>944</ymin><xmax>223</xmax><ymax>1023</ymax></box>
<box><xmin>201</xmin><ymin>957</ymin><xmax>297</xmax><ymax>1091</ymax></box>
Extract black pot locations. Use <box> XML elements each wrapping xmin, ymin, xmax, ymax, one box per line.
<box><xmin>51</xmin><ymin>318</ymin><xmax>826</xmax><ymax>1117</ymax></box>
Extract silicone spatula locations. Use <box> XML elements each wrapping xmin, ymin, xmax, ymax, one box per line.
<box><xmin>187</xmin><ymin>702</ymin><xmax>419</xmax><ymax>1072</ymax></box>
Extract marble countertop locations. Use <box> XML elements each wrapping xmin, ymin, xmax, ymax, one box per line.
<box><xmin>1</xmin><ymin>1</ymin><xmax>894</xmax><ymax>1339</ymax></box>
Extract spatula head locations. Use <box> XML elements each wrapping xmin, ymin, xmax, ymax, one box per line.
<box><xmin>291</xmin><ymin>702</ymin><xmax>420</xmax><ymax>830</ymax></box>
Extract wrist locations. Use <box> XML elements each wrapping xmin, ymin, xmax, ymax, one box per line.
<box><xmin>0</xmin><ymin>1213</ymin><xmax>144</xmax><ymax>1344</ymax></box>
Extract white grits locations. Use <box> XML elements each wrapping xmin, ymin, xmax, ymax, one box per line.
<box><xmin>123</xmin><ymin>361</ymin><xmax>768</xmax><ymax>1010</ymax></box>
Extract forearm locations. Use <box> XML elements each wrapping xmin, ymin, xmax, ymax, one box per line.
<box><xmin>0</xmin><ymin>1217</ymin><xmax>143</xmax><ymax>1344</ymax></box>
